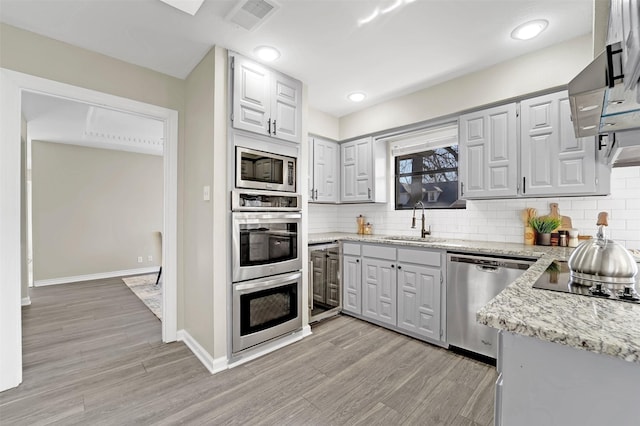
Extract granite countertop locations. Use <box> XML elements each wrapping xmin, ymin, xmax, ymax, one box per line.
<box><xmin>309</xmin><ymin>232</ymin><xmax>640</xmax><ymax>364</ymax></box>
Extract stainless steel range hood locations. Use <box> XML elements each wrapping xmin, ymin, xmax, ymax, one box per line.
<box><xmin>568</xmin><ymin>42</ymin><xmax>640</xmax><ymax>167</ymax></box>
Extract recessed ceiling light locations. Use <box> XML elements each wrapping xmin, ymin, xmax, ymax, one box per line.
<box><xmin>511</xmin><ymin>19</ymin><xmax>548</xmax><ymax>40</ymax></box>
<box><xmin>254</xmin><ymin>46</ymin><xmax>280</xmax><ymax>62</ymax></box>
<box><xmin>348</xmin><ymin>92</ymin><xmax>366</xmax><ymax>102</ymax></box>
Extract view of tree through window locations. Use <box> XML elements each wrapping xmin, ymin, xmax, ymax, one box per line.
<box><xmin>395</xmin><ymin>145</ymin><xmax>466</xmax><ymax>209</ymax></box>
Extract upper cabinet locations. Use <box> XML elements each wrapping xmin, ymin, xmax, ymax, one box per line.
<box><xmin>341</xmin><ymin>137</ymin><xmax>373</xmax><ymax>202</ymax></box>
<box><xmin>520</xmin><ymin>92</ymin><xmax>598</xmax><ymax>196</ymax></box>
<box><xmin>231</xmin><ymin>53</ymin><xmax>302</xmax><ymax>143</ymax></box>
<box><xmin>458</xmin><ymin>103</ymin><xmax>518</xmax><ymax>198</ymax></box>
<box><xmin>459</xmin><ymin>91</ymin><xmax>610</xmax><ymax>199</ymax></box>
<box><xmin>340</xmin><ymin>136</ymin><xmax>387</xmax><ymax>203</ymax></box>
<box><xmin>309</xmin><ymin>136</ymin><xmax>339</xmax><ymax>203</ymax></box>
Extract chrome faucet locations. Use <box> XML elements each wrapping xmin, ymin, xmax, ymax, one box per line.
<box><xmin>411</xmin><ymin>201</ymin><xmax>431</xmax><ymax>238</ymax></box>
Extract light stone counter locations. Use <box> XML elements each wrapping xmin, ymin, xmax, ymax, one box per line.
<box><xmin>309</xmin><ymin>232</ymin><xmax>640</xmax><ymax>364</ymax></box>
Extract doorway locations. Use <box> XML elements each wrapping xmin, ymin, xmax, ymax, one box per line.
<box><xmin>0</xmin><ymin>68</ymin><xmax>179</xmax><ymax>391</ymax></box>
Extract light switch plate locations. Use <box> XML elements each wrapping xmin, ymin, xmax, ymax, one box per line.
<box><xmin>203</xmin><ymin>185</ymin><xmax>211</xmax><ymax>201</ymax></box>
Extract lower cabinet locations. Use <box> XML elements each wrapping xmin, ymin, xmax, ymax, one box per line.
<box><xmin>342</xmin><ymin>242</ymin><xmax>445</xmax><ymax>344</ymax></box>
<box><xmin>342</xmin><ymin>243</ymin><xmax>362</xmax><ymax>315</ymax></box>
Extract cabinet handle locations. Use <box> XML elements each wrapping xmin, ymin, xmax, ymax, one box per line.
<box><xmin>267</xmin><ymin>118</ymin><xmax>271</xmax><ymax>135</ymax></box>
<box><xmin>391</xmin><ymin>264</ymin><xmax>395</xmax><ymax>268</ymax></box>
<box><xmin>522</xmin><ymin>177</ymin><xmax>526</xmax><ymax>194</ymax></box>
<box><xmin>460</xmin><ymin>182</ymin><xmax>464</xmax><ymax>197</ymax></box>
<box><xmin>368</xmin><ymin>188</ymin><xmax>372</xmax><ymax>199</ymax></box>
<box><xmin>397</xmin><ymin>265</ymin><xmax>402</xmax><ymax>270</ymax></box>
<box><xmin>272</xmin><ymin>120</ymin><xmax>276</xmax><ymax>135</ymax></box>
<box><xmin>315</xmin><ymin>189</ymin><xmax>318</xmax><ymax>200</ymax></box>
<box><xmin>310</xmin><ymin>188</ymin><xmax>315</xmax><ymax>199</ymax></box>
<box><xmin>356</xmin><ymin>259</ymin><xmax>360</xmax><ymax>263</ymax></box>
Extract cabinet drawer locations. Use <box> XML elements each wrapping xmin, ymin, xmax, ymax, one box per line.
<box><xmin>362</xmin><ymin>244</ymin><xmax>396</xmax><ymax>260</ymax></box>
<box><xmin>397</xmin><ymin>248</ymin><xmax>441</xmax><ymax>267</ymax></box>
<box><xmin>342</xmin><ymin>243</ymin><xmax>361</xmax><ymax>256</ymax></box>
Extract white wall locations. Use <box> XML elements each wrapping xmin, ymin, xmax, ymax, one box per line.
<box><xmin>309</xmin><ymin>166</ymin><xmax>640</xmax><ymax>249</ymax></box>
<box><xmin>31</xmin><ymin>141</ymin><xmax>163</xmax><ymax>281</ymax></box>
<box><xmin>338</xmin><ymin>35</ymin><xmax>592</xmax><ymax>140</ymax></box>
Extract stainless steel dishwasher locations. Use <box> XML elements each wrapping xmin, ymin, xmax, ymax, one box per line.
<box><xmin>447</xmin><ymin>253</ymin><xmax>533</xmax><ymax>359</ymax></box>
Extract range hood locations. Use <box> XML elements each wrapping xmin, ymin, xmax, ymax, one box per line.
<box><xmin>568</xmin><ymin>42</ymin><xmax>640</xmax><ymax>167</ymax></box>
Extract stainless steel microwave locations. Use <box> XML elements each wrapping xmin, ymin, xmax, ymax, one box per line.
<box><xmin>236</xmin><ymin>146</ymin><xmax>296</xmax><ymax>193</ymax></box>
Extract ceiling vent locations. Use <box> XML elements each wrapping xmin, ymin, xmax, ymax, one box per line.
<box><xmin>225</xmin><ymin>0</ymin><xmax>280</xmax><ymax>31</ymax></box>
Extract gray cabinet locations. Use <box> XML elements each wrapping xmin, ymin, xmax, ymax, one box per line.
<box><xmin>231</xmin><ymin>53</ymin><xmax>302</xmax><ymax>143</ymax></box>
<box><xmin>309</xmin><ymin>136</ymin><xmax>339</xmax><ymax>203</ymax></box>
<box><xmin>342</xmin><ymin>242</ymin><xmax>445</xmax><ymax>344</ymax></box>
<box><xmin>342</xmin><ymin>243</ymin><xmax>362</xmax><ymax>315</ymax></box>
<box><xmin>341</xmin><ymin>137</ymin><xmax>373</xmax><ymax>202</ymax></box>
<box><xmin>361</xmin><ymin>245</ymin><xmax>397</xmax><ymax>326</ymax></box>
<box><xmin>397</xmin><ymin>247</ymin><xmax>443</xmax><ymax>341</ymax></box>
<box><xmin>520</xmin><ymin>91</ymin><xmax>605</xmax><ymax>196</ymax></box>
<box><xmin>459</xmin><ymin>103</ymin><xmax>519</xmax><ymax>199</ymax></box>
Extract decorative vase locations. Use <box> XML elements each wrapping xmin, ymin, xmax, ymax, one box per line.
<box><xmin>537</xmin><ymin>233</ymin><xmax>551</xmax><ymax>246</ymax></box>
<box><xmin>524</xmin><ymin>226</ymin><xmax>535</xmax><ymax>245</ymax></box>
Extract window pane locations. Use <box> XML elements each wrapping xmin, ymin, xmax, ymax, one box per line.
<box><xmin>395</xmin><ymin>145</ymin><xmax>466</xmax><ymax>210</ymax></box>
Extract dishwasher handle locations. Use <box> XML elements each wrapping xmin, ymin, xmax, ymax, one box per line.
<box><xmin>449</xmin><ymin>254</ymin><xmax>533</xmax><ymax>271</ymax></box>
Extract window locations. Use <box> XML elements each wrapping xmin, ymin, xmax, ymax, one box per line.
<box><xmin>389</xmin><ymin>123</ymin><xmax>465</xmax><ymax>210</ymax></box>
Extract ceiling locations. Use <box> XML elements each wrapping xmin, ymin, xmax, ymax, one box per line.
<box><xmin>22</xmin><ymin>92</ymin><xmax>164</xmax><ymax>156</ymax></box>
<box><xmin>1</xmin><ymin>0</ymin><xmax>593</xmax><ymax>117</ymax></box>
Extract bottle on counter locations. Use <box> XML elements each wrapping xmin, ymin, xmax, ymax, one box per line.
<box><xmin>357</xmin><ymin>215</ymin><xmax>365</xmax><ymax>234</ymax></box>
<box><xmin>568</xmin><ymin>228</ymin><xmax>579</xmax><ymax>248</ymax></box>
<box><xmin>363</xmin><ymin>222</ymin><xmax>373</xmax><ymax>235</ymax></box>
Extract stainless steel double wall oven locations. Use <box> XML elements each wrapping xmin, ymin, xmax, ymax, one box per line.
<box><xmin>231</xmin><ymin>140</ymin><xmax>302</xmax><ymax>353</ymax></box>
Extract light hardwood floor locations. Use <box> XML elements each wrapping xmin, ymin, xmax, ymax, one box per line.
<box><xmin>0</xmin><ymin>277</ymin><xmax>497</xmax><ymax>425</ymax></box>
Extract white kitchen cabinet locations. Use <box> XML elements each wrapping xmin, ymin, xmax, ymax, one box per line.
<box><xmin>231</xmin><ymin>53</ymin><xmax>302</xmax><ymax>143</ymax></box>
<box><xmin>361</xmin><ymin>245</ymin><xmax>397</xmax><ymax>326</ymax></box>
<box><xmin>458</xmin><ymin>103</ymin><xmax>519</xmax><ymax>199</ymax></box>
<box><xmin>459</xmin><ymin>91</ymin><xmax>610</xmax><ymax>199</ymax></box>
<box><xmin>309</xmin><ymin>136</ymin><xmax>339</xmax><ymax>203</ymax></box>
<box><xmin>342</xmin><ymin>243</ymin><xmax>362</xmax><ymax>315</ymax></box>
<box><xmin>342</xmin><ymin>242</ymin><xmax>446</xmax><ymax>345</ymax></box>
<box><xmin>520</xmin><ymin>91</ymin><xmax>600</xmax><ymax>196</ymax></box>
<box><xmin>341</xmin><ymin>137</ymin><xmax>373</xmax><ymax>202</ymax></box>
<box><xmin>396</xmin><ymin>247</ymin><xmax>443</xmax><ymax>341</ymax></box>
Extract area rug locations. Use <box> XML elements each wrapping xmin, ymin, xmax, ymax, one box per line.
<box><xmin>122</xmin><ymin>274</ymin><xmax>162</xmax><ymax>320</ymax></box>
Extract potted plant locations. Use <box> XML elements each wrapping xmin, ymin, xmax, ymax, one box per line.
<box><xmin>529</xmin><ymin>216</ymin><xmax>562</xmax><ymax>246</ymax></box>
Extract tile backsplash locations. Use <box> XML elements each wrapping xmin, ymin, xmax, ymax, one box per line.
<box><xmin>308</xmin><ymin>166</ymin><xmax>640</xmax><ymax>249</ymax></box>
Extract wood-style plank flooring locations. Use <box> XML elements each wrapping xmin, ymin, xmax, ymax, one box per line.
<box><xmin>0</xmin><ymin>277</ymin><xmax>497</xmax><ymax>425</ymax></box>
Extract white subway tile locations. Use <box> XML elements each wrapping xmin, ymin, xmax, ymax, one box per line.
<box><xmin>571</xmin><ymin>200</ymin><xmax>598</xmax><ymax>210</ymax></box>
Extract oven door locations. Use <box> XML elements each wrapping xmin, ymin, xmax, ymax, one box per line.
<box><xmin>233</xmin><ymin>271</ymin><xmax>302</xmax><ymax>353</ymax></box>
<box><xmin>236</xmin><ymin>147</ymin><xmax>296</xmax><ymax>193</ymax></box>
<box><xmin>232</xmin><ymin>212</ymin><xmax>302</xmax><ymax>282</ymax></box>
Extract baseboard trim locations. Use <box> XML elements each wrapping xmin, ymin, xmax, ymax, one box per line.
<box><xmin>177</xmin><ymin>329</ymin><xmax>228</xmax><ymax>374</ymax></box>
<box><xmin>228</xmin><ymin>325</ymin><xmax>312</xmax><ymax>368</ymax></box>
<box><xmin>21</xmin><ymin>297</ymin><xmax>31</xmax><ymax>306</ymax></box>
<box><xmin>33</xmin><ymin>267</ymin><xmax>161</xmax><ymax>287</ymax></box>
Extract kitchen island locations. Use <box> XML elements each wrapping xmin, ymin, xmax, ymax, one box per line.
<box><xmin>310</xmin><ymin>232</ymin><xmax>640</xmax><ymax>426</ymax></box>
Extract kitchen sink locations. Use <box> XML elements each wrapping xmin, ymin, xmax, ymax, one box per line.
<box><xmin>381</xmin><ymin>235</ymin><xmax>467</xmax><ymax>248</ymax></box>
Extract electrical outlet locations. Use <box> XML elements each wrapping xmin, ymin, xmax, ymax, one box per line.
<box><xmin>148</xmin><ymin>255</ymin><xmax>153</xmax><ymax>262</ymax></box>
<box><xmin>137</xmin><ymin>256</ymin><xmax>143</xmax><ymax>263</ymax></box>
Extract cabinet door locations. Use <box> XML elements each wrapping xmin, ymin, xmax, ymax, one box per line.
<box><xmin>342</xmin><ymin>255</ymin><xmax>361</xmax><ymax>314</ymax></box>
<box><xmin>341</xmin><ymin>138</ymin><xmax>373</xmax><ymax>202</ymax></box>
<box><xmin>311</xmin><ymin>250</ymin><xmax>326</xmax><ymax>305</ymax></box>
<box><xmin>326</xmin><ymin>251</ymin><xmax>340</xmax><ymax>308</ymax></box>
<box><xmin>361</xmin><ymin>257</ymin><xmax>396</xmax><ymax>326</ymax></box>
<box><xmin>520</xmin><ymin>92</ymin><xmax>596</xmax><ymax>196</ymax></box>
<box><xmin>312</xmin><ymin>137</ymin><xmax>339</xmax><ymax>203</ymax></box>
<box><xmin>232</xmin><ymin>55</ymin><xmax>271</xmax><ymax>136</ymax></box>
<box><xmin>459</xmin><ymin>104</ymin><xmax>518</xmax><ymax>198</ymax></box>
<box><xmin>397</xmin><ymin>262</ymin><xmax>441</xmax><ymax>341</ymax></box>
<box><xmin>271</xmin><ymin>72</ymin><xmax>302</xmax><ymax>143</ymax></box>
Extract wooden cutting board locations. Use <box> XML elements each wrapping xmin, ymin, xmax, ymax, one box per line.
<box><xmin>541</xmin><ymin>203</ymin><xmax>572</xmax><ymax>230</ymax></box>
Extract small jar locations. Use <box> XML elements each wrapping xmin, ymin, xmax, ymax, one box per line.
<box><xmin>550</xmin><ymin>232</ymin><xmax>560</xmax><ymax>247</ymax></box>
<box><xmin>363</xmin><ymin>222</ymin><xmax>373</xmax><ymax>235</ymax></box>
<box><xmin>559</xmin><ymin>233</ymin><xmax>567</xmax><ymax>247</ymax></box>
